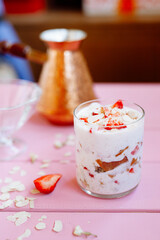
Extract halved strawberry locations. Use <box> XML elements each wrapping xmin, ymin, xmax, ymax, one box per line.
<box><xmin>112</xmin><ymin>100</ymin><xmax>123</xmax><ymax>109</ymax></box>
<box><xmin>34</xmin><ymin>174</ymin><xmax>62</xmax><ymax>194</ymax></box>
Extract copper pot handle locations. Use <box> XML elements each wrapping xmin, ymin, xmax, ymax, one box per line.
<box><xmin>0</xmin><ymin>41</ymin><xmax>47</xmax><ymax>64</ymax></box>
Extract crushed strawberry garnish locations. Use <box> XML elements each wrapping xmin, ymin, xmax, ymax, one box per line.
<box><xmin>129</xmin><ymin>168</ymin><xmax>134</xmax><ymax>173</ymax></box>
<box><xmin>89</xmin><ymin>128</ymin><xmax>92</xmax><ymax>134</ymax></box>
<box><xmin>34</xmin><ymin>174</ymin><xmax>62</xmax><ymax>194</ymax></box>
<box><xmin>89</xmin><ymin>173</ymin><xmax>94</xmax><ymax>178</ymax></box>
<box><xmin>131</xmin><ymin>145</ymin><xmax>139</xmax><ymax>155</ymax></box>
<box><xmin>112</xmin><ymin>100</ymin><xmax>123</xmax><ymax>109</ymax></box>
<box><xmin>92</xmin><ymin>112</ymin><xmax>98</xmax><ymax>116</ymax></box>
<box><xmin>80</xmin><ymin>117</ymin><xmax>88</xmax><ymax>123</ymax></box>
<box><xmin>104</xmin><ymin>121</ymin><xmax>127</xmax><ymax>130</ymax></box>
<box><xmin>83</xmin><ymin>166</ymin><xmax>88</xmax><ymax>170</ymax></box>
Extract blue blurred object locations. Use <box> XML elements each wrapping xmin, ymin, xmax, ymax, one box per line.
<box><xmin>0</xmin><ymin>0</ymin><xmax>34</xmax><ymax>81</ymax></box>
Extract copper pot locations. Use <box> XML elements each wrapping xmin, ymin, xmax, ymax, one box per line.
<box><xmin>0</xmin><ymin>29</ymin><xmax>96</xmax><ymax>125</ymax></box>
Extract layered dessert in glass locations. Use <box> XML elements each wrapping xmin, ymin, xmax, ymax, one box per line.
<box><xmin>74</xmin><ymin>99</ymin><xmax>145</xmax><ymax>198</ymax></box>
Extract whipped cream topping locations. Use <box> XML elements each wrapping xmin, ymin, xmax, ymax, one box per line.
<box><xmin>77</xmin><ymin>100</ymin><xmax>142</xmax><ymax>131</ymax></box>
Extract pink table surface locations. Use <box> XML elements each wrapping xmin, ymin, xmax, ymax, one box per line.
<box><xmin>0</xmin><ymin>83</ymin><xmax>160</xmax><ymax>240</ymax></box>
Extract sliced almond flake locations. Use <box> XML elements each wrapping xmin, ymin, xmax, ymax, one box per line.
<box><xmin>64</xmin><ymin>151</ymin><xmax>72</xmax><ymax>157</ymax></box>
<box><xmin>7</xmin><ymin>215</ymin><xmax>17</xmax><ymax>222</ymax></box>
<box><xmin>0</xmin><ymin>192</ymin><xmax>10</xmax><ymax>201</ymax></box>
<box><xmin>13</xmin><ymin>166</ymin><xmax>21</xmax><ymax>171</ymax></box>
<box><xmin>15</xmin><ymin>184</ymin><xmax>26</xmax><ymax>192</ymax></box>
<box><xmin>9</xmin><ymin>170</ymin><xmax>16</xmax><ymax>175</ymax></box>
<box><xmin>9</xmin><ymin>181</ymin><xmax>21</xmax><ymax>188</ymax></box>
<box><xmin>1</xmin><ymin>186</ymin><xmax>10</xmax><ymax>193</ymax></box>
<box><xmin>30</xmin><ymin>153</ymin><xmax>38</xmax><ymax>163</ymax></box>
<box><xmin>17</xmin><ymin>229</ymin><xmax>31</xmax><ymax>240</ymax></box>
<box><xmin>30</xmin><ymin>188</ymin><xmax>40</xmax><ymax>195</ymax></box>
<box><xmin>35</xmin><ymin>222</ymin><xmax>46</xmax><ymax>230</ymax></box>
<box><xmin>37</xmin><ymin>171</ymin><xmax>46</xmax><ymax>176</ymax></box>
<box><xmin>0</xmin><ymin>199</ymin><xmax>13</xmax><ymax>209</ymax></box>
<box><xmin>53</xmin><ymin>220</ymin><xmax>63</xmax><ymax>233</ymax></box>
<box><xmin>42</xmin><ymin>159</ymin><xmax>51</xmax><ymax>163</ymax></box>
<box><xmin>67</xmin><ymin>134</ymin><xmax>75</xmax><ymax>140</ymax></box>
<box><xmin>38</xmin><ymin>215</ymin><xmax>47</xmax><ymax>221</ymax></box>
<box><xmin>60</xmin><ymin>160</ymin><xmax>70</xmax><ymax>164</ymax></box>
<box><xmin>40</xmin><ymin>163</ymin><xmax>49</xmax><ymax>169</ymax></box>
<box><xmin>20</xmin><ymin>170</ymin><xmax>27</xmax><ymax>177</ymax></box>
<box><xmin>26</xmin><ymin>197</ymin><xmax>36</xmax><ymax>201</ymax></box>
<box><xmin>15</xmin><ymin>195</ymin><xmax>25</xmax><ymax>202</ymax></box>
<box><xmin>73</xmin><ymin>225</ymin><xmax>97</xmax><ymax>238</ymax></box>
<box><xmin>4</xmin><ymin>177</ymin><xmax>12</xmax><ymax>183</ymax></box>
<box><xmin>14</xmin><ymin>211</ymin><xmax>31</xmax><ymax>219</ymax></box>
<box><xmin>15</xmin><ymin>199</ymin><xmax>29</xmax><ymax>208</ymax></box>
<box><xmin>55</xmin><ymin>133</ymin><xmax>63</xmax><ymax>138</ymax></box>
<box><xmin>9</xmin><ymin>166</ymin><xmax>20</xmax><ymax>174</ymax></box>
<box><xmin>15</xmin><ymin>216</ymin><xmax>28</xmax><ymax>226</ymax></box>
<box><xmin>53</xmin><ymin>140</ymin><xmax>64</xmax><ymax>148</ymax></box>
<box><xmin>73</xmin><ymin>225</ymin><xmax>83</xmax><ymax>236</ymax></box>
<box><xmin>65</xmin><ymin>140</ymin><xmax>75</xmax><ymax>146</ymax></box>
<box><xmin>29</xmin><ymin>200</ymin><xmax>34</xmax><ymax>209</ymax></box>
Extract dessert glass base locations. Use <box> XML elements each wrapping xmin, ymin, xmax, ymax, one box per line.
<box><xmin>0</xmin><ymin>138</ymin><xmax>26</xmax><ymax>161</ymax></box>
<box><xmin>79</xmin><ymin>183</ymin><xmax>139</xmax><ymax>199</ymax></box>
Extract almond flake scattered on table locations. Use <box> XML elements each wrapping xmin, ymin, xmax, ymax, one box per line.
<box><xmin>40</xmin><ymin>163</ymin><xmax>49</xmax><ymax>169</ymax></box>
<box><xmin>53</xmin><ymin>140</ymin><xmax>64</xmax><ymax>149</ymax></box>
<box><xmin>0</xmin><ymin>192</ymin><xmax>10</xmax><ymax>201</ymax></box>
<box><xmin>55</xmin><ymin>133</ymin><xmax>63</xmax><ymax>138</ymax></box>
<box><xmin>60</xmin><ymin>160</ymin><xmax>70</xmax><ymax>164</ymax></box>
<box><xmin>26</xmin><ymin>197</ymin><xmax>36</xmax><ymax>209</ymax></box>
<box><xmin>65</xmin><ymin>140</ymin><xmax>75</xmax><ymax>146</ymax></box>
<box><xmin>73</xmin><ymin>225</ymin><xmax>97</xmax><ymax>238</ymax></box>
<box><xmin>30</xmin><ymin>188</ymin><xmax>40</xmax><ymax>195</ymax></box>
<box><xmin>38</xmin><ymin>215</ymin><xmax>47</xmax><ymax>221</ymax></box>
<box><xmin>0</xmin><ymin>199</ymin><xmax>13</xmax><ymax>209</ymax></box>
<box><xmin>4</xmin><ymin>177</ymin><xmax>12</xmax><ymax>183</ymax></box>
<box><xmin>37</xmin><ymin>171</ymin><xmax>46</xmax><ymax>176</ymax></box>
<box><xmin>30</xmin><ymin>153</ymin><xmax>38</xmax><ymax>163</ymax></box>
<box><xmin>9</xmin><ymin>166</ymin><xmax>21</xmax><ymax>175</ymax></box>
<box><xmin>20</xmin><ymin>170</ymin><xmax>27</xmax><ymax>177</ymax></box>
<box><xmin>42</xmin><ymin>159</ymin><xmax>51</xmax><ymax>163</ymax></box>
<box><xmin>35</xmin><ymin>222</ymin><xmax>46</xmax><ymax>230</ymax></box>
<box><xmin>64</xmin><ymin>151</ymin><xmax>72</xmax><ymax>157</ymax></box>
<box><xmin>7</xmin><ymin>211</ymin><xmax>31</xmax><ymax>226</ymax></box>
<box><xmin>1</xmin><ymin>181</ymin><xmax>26</xmax><ymax>193</ymax></box>
<box><xmin>67</xmin><ymin>134</ymin><xmax>75</xmax><ymax>140</ymax></box>
<box><xmin>17</xmin><ymin>229</ymin><xmax>31</xmax><ymax>240</ymax></box>
<box><xmin>53</xmin><ymin>220</ymin><xmax>63</xmax><ymax>233</ymax></box>
<box><xmin>15</xmin><ymin>198</ymin><xmax>29</xmax><ymax>208</ymax></box>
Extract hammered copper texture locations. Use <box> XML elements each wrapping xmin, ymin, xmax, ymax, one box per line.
<box><xmin>38</xmin><ymin>48</ymin><xmax>96</xmax><ymax>125</ymax></box>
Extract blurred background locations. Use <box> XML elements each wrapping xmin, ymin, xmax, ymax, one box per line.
<box><xmin>2</xmin><ymin>0</ymin><xmax>160</xmax><ymax>83</ymax></box>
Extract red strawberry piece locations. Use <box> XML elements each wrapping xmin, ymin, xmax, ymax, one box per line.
<box><xmin>80</xmin><ymin>117</ymin><xmax>88</xmax><ymax>123</ymax></box>
<box><xmin>34</xmin><ymin>174</ymin><xmax>62</xmax><ymax>194</ymax></box>
<box><xmin>112</xmin><ymin>100</ymin><xmax>123</xmax><ymax>109</ymax></box>
<box><xmin>131</xmin><ymin>145</ymin><xmax>139</xmax><ymax>155</ymax></box>
<box><xmin>129</xmin><ymin>168</ymin><xmax>134</xmax><ymax>173</ymax></box>
<box><xmin>114</xmin><ymin>180</ymin><xmax>119</xmax><ymax>184</ymax></box>
<box><xmin>89</xmin><ymin>173</ymin><xmax>94</xmax><ymax>178</ymax></box>
<box><xmin>92</xmin><ymin>112</ymin><xmax>98</xmax><ymax>116</ymax></box>
<box><xmin>84</xmin><ymin>166</ymin><xmax>88</xmax><ymax>170</ymax></box>
<box><xmin>89</xmin><ymin>128</ymin><xmax>92</xmax><ymax>134</ymax></box>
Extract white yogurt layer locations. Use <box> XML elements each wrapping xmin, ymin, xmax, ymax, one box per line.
<box><xmin>74</xmin><ymin>100</ymin><xmax>144</xmax><ymax>197</ymax></box>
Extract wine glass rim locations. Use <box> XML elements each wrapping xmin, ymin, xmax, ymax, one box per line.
<box><xmin>0</xmin><ymin>79</ymin><xmax>42</xmax><ymax>111</ymax></box>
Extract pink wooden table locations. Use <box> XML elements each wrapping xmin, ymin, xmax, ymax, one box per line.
<box><xmin>0</xmin><ymin>83</ymin><xmax>160</xmax><ymax>240</ymax></box>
